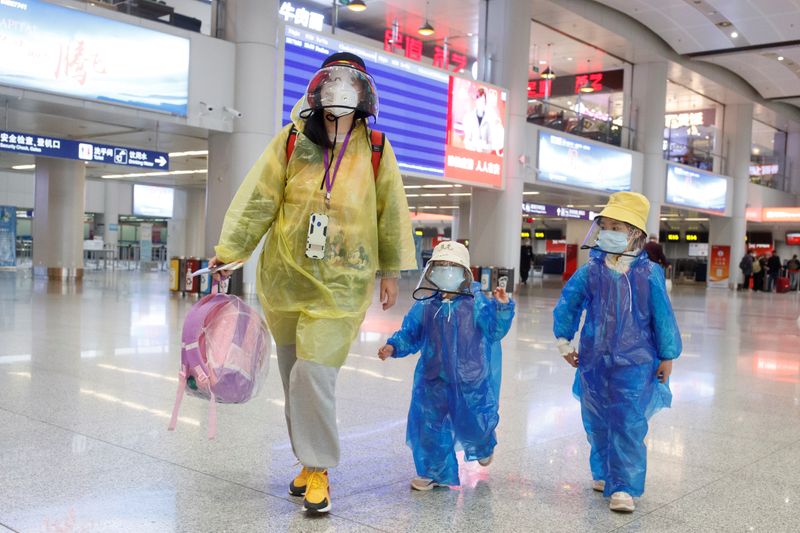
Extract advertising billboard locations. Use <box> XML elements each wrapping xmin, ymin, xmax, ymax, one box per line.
<box><xmin>786</xmin><ymin>232</ymin><xmax>800</xmax><ymax>246</ymax></box>
<box><xmin>0</xmin><ymin>206</ymin><xmax>16</xmax><ymax>267</ymax></box>
<box><xmin>537</xmin><ymin>131</ymin><xmax>632</xmax><ymax>192</ymax></box>
<box><xmin>665</xmin><ymin>164</ymin><xmax>727</xmax><ymax>214</ymax></box>
<box><xmin>133</xmin><ymin>185</ymin><xmax>174</xmax><ymax>218</ymax></box>
<box><xmin>282</xmin><ymin>26</ymin><xmax>508</xmax><ymax>188</ymax></box>
<box><xmin>0</xmin><ymin>0</ymin><xmax>190</xmax><ymax>116</ymax></box>
<box><xmin>763</xmin><ymin>208</ymin><xmax>800</xmax><ymax>223</ymax></box>
<box><xmin>709</xmin><ymin>245</ymin><xmax>731</xmax><ymax>288</ymax></box>
<box><xmin>444</xmin><ymin>77</ymin><xmax>506</xmax><ymax>187</ymax></box>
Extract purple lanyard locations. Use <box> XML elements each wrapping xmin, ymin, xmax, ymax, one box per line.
<box><xmin>322</xmin><ymin>130</ymin><xmax>352</xmax><ymax>208</ymax></box>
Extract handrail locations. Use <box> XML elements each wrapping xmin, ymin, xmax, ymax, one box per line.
<box><xmin>526</xmin><ymin>99</ymin><xmax>635</xmax><ymax>149</ymax></box>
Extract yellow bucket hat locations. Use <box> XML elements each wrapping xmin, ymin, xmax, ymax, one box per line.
<box><xmin>598</xmin><ymin>192</ymin><xmax>650</xmax><ymax>233</ymax></box>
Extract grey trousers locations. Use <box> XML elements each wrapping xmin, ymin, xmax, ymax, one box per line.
<box><xmin>276</xmin><ymin>344</ymin><xmax>340</xmax><ymax>469</ymax></box>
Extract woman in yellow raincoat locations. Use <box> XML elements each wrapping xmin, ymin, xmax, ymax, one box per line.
<box><xmin>210</xmin><ymin>52</ymin><xmax>416</xmax><ymax>513</ymax></box>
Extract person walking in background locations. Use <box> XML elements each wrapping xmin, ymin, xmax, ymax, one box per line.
<box><xmin>520</xmin><ymin>237</ymin><xmax>534</xmax><ymax>284</ymax></box>
<box><xmin>644</xmin><ymin>234</ymin><xmax>669</xmax><ymax>269</ymax></box>
<box><xmin>787</xmin><ymin>254</ymin><xmax>800</xmax><ymax>290</ymax></box>
<box><xmin>767</xmin><ymin>252</ymin><xmax>782</xmax><ymax>292</ymax></box>
<box><xmin>752</xmin><ymin>254</ymin><xmax>765</xmax><ymax>292</ymax></box>
<box><xmin>739</xmin><ymin>250</ymin><xmax>754</xmax><ymax>291</ymax></box>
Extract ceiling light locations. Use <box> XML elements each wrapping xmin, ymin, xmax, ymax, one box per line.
<box><xmin>539</xmin><ymin>60</ymin><xmax>548</xmax><ymax>65</ymax></box>
<box><xmin>422</xmin><ymin>184</ymin><xmax>454</xmax><ymax>188</ymax></box>
<box><xmin>730</xmin><ymin>31</ymin><xmax>738</xmax><ymax>38</ymax></box>
<box><xmin>523</xmin><ymin>191</ymin><xmax>540</xmax><ymax>195</ymax></box>
<box><xmin>718</xmin><ymin>21</ymin><xmax>732</xmax><ymax>28</ymax></box>
<box><xmin>169</xmin><ymin>150</ymin><xmax>208</xmax><ymax>157</ymax></box>
<box><xmin>467</xmin><ymin>32</ymin><xmax>474</xmax><ymax>37</ymax></box>
<box><xmin>778</xmin><ymin>56</ymin><xmax>785</xmax><ymax>61</ymax></box>
<box><xmin>405</xmin><ymin>194</ymin><xmax>420</xmax><ymax>197</ymax></box>
<box><xmin>421</xmin><ymin>193</ymin><xmax>447</xmax><ymax>197</ymax></box>
<box><xmin>567</xmin><ymin>57</ymin><xmax>573</xmax><ymax>61</ymax></box>
<box><xmin>418</xmin><ymin>21</ymin><xmax>435</xmax><ymax>36</ymax></box>
<box><xmin>541</xmin><ymin>67</ymin><xmax>555</xmax><ymax>79</ymax></box>
<box><xmin>101</xmin><ymin>169</ymin><xmax>207</xmax><ymax>179</ymax></box>
<box><xmin>11</xmin><ymin>164</ymin><xmax>35</xmax><ymax>170</ymax></box>
<box><xmin>346</xmin><ymin>0</ymin><xmax>366</xmax><ymax>12</ymax></box>
<box><xmin>448</xmin><ymin>193</ymin><xmax>472</xmax><ymax>196</ymax></box>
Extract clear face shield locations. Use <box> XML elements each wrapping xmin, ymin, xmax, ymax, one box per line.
<box><xmin>581</xmin><ymin>217</ymin><xmax>647</xmax><ymax>257</ymax></box>
<box><xmin>299</xmin><ymin>65</ymin><xmax>379</xmax><ymax>120</ymax></box>
<box><xmin>413</xmin><ymin>261</ymin><xmax>474</xmax><ymax>301</ymax></box>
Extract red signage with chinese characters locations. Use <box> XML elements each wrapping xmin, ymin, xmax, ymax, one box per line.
<box><xmin>528</xmin><ymin>70</ymin><xmax>624</xmax><ymax>99</ymax></box>
<box><xmin>384</xmin><ymin>28</ymin><xmax>468</xmax><ymax>73</ymax></box>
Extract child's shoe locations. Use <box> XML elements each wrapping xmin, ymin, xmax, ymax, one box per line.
<box><xmin>303</xmin><ymin>470</ymin><xmax>331</xmax><ymax>513</ymax></box>
<box><xmin>289</xmin><ymin>466</ymin><xmax>312</xmax><ymax>496</ymax></box>
<box><xmin>410</xmin><ymin>477</ymin><xmax>446</xmax><ymax>491</ymax></box>
<box><xmin>478</xmin><ymin>454</ymin><xmax>494</xmax><ymax>466</ymax></box>
<box><xmin>592</xmin><ymin>480</ymin><xmax>605</xmax><ymax>492</ymax></box>
<box><xmin>609</xmin><ymin>491</ymin><xmax>635</xmax><ymax>513</ymax></box>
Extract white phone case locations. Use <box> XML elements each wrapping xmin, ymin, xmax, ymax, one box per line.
<box><xmin>306</xmin><ymin>213</ymin><xmax>329</xmax><ymax>260</ymax></box>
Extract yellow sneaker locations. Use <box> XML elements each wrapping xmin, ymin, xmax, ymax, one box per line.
<box><xmin>289</xmin><ymin>466</ymin><xmax>312</xmax><ymax>497</ymax></box>
<box><xmin>303</xmin><ymin>470</ymin><xmax>331</xmax><ymax>513</ymax></box>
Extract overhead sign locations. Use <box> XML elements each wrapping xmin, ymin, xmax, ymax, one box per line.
<box><xmin>133</xmin><ymin>185</ymin><xmax>174</xmax><ymax>218</ymax></box>
<box><xmin>785</xmin><ymin>232</ymin><xmax>800</xmax><ymax>246</ymax></box>
<box><xmin>0</xmin><ymin>130</ymin><xmax>169</xmax><ymax>169</ymax></box>
<box><xmin>750</xmin><ymin>164</ymin><xmax>779</xmax><ymax>177</ymax></box>
<box><xmin>0</xmin><ymin>0</ymin><xmax>190</xmax><ymax>116</ymax></box>
<box><xmin>522</xmin><ymin>202</ymin><xmax>598</xmax><ymax>221</ymax></box>
<box><xmin>384</xmin><ymin>28</ymin><xmax>469</xmax><ymax>73</ymax></box>
<box><xmin>688</xmin><ymin>243</ymin><xmax>709</xmax><ymax>257</ymax></box>
<box><xmin>762</xmin><ymin>208</ymin><xmax>800</xmax><ymax>222</ymax></box>
<box><xmin>665</xmin><ymin>164</ymin><xmax>727</xmax><ymax>214</ymax></box>
<box><xmin>527</xmin><ymin>70</ymin><xmax>624</xmax><ymax>99</ymax></box>
<box><xmin>279</xmin><ymin>1</ymin><xmax>325</xmax><ymax>31</ymax></box>
<box><xmin>537</xmin><ymin>131</ymin><xmax>632</xmax><ymax>193</ymax></box>
<box><xmin>666</xmin><ymin>232</ymin><xmax>680</xmax><ymax>242</ymax></box>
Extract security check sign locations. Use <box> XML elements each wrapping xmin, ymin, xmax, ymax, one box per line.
<box><xmin>0</xmin><ymin>130</ymin><xmax>169</xmax><ymax>170</ymax></box>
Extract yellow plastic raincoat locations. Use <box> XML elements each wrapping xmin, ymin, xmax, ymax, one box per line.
<box><xmin>215</xmin><ymin>102</ymin><xmax>416</xmax><ymax>367</ymax></box>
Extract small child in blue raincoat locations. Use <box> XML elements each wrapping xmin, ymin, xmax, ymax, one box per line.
<box><xmin>553</xmin><ymin>192</ymin><xmax>682</xmax><ymax>513</ymax></box>
<box><xmin>378</xmin><ymin>241</ymin><xmax>515</xmax><ymax>490</ymax></box>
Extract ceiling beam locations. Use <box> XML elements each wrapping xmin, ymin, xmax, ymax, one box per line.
<box><xmin>685</xmin><ymin>40</ymin><xmax>800</xmax><ymax>58</ymax></box>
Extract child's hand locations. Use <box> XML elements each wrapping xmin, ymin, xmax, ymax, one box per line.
<box><xmin>378</xmin><ymin>344</ymin><xmax>394</xmax><ymax>361</ymax></box>
<box><xmin>493</xmin><ymin>287</ymin><xmax>509</xmax><ymax>304</ymax></box>
<box><xmin>656</xmin><ymin>360</ymin><xmax>673</xmax><ymax>383</ymax></box>
<box><xmin>563</xmin><ymin>351</ymin><xmax>579</xmax><ymax>368</ymax></box>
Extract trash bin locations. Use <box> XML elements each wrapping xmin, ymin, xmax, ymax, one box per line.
<box><xmin>480</xmin><ymin>267</ymin><xmax>498</xmax><ymax>292</ymax></box>
<box><xmin>169</xmin><ymin>257</ymin><xmax>182</xmax><ymax>292</ymax></box>
<box><xmin>185</xmin><ymin>257</ymin><xmax>201</xmax><ymax>294</ymax></box>
<box><xmin>470</xmin><ymin>266</ymin><xmax>481</xmax><ymax>285</ymax></box>
<box><xmin>176</xmin><ymin>257</ymin><xmax>187</xmax><ymax>292</ymax></box>
<box><xmin>219</xmin><ymin>267</ymin><xmax>244</xmax><ymax>296</ymax></box>
<box><xmin>496</xmin><ymin>268</ymin><xmax>515</xmax><ymax>293</ymax></box>
<box><xmin>199</xmin><ymin>259</ymin><xmax>212</xmax><ymax>295</ymax></box>
<box><xmin>695</xmin><ymin>262</ymin><xmax>708</xmax><ymax>283</ymax></box>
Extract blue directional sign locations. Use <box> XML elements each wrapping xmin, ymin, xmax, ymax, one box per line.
<box><xmin>0</xmin><ymin>130</ymin><xmax>169</xmax><ymax>170</ymax></box>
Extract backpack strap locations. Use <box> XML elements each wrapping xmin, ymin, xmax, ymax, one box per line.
<box><xmin>286</xmin><ymin>125</ymin><xmax>299</xmax><ymax>163</ymax></box>
<box><xmin>369</xmin><ymin>129</ymin><xmax>385</xmax><ymax>181</ymax></box>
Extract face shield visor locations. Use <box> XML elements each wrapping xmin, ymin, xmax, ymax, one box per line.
<box><xmin>581</xmin><ymin>218</ymin><xmax>647</xmax><ymax>257</ymax></box>
<box><xmin>413</xmin><ymin>261</ymin><xmax>474</xmax><ymax>301</ymax></box>
<box><xmin>299</xmin><ymin>65</ymin><xmax>379</xmax><ymax>120</ymax></box>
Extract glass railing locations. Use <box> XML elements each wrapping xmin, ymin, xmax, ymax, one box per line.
<box><xmin>527</xmin><ymin>100</ymin><xmax>634</xmax><ymax>148</ymax></box>
<box><xmin>75</xmin><ymin>0</ymin><xmax>204</xmax><ymax>33</ymax></box>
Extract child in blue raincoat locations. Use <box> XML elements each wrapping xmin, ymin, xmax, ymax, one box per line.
<box><xmin>378</xmin><ymin>241</ymin><xmax>515</xmax><ymax>490</ymax></box>
<box><xmin>553</xmin><ymin>192</ymin><xmax>681</xmax><ymax>513</ymax></box>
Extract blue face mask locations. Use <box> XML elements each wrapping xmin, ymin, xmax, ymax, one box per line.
<box><xmin>429</xmin><ymin>265</ymin><xmax>466</xmax><ymax>292</ymax></box>
<box><xmin>596</xmin><ymin>230</ymin><xmax>630</xmax><ymax>254</ymax></box>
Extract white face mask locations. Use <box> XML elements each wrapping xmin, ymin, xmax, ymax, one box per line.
<box><xmin>428</xmin><ymin>265</ymin><xmax>466</xmax><ymax>293</ymax></box>
<box><xmin>320</xmin><ymin>79</ymin><xmax>358</xmax><ymax>117</ymax></box>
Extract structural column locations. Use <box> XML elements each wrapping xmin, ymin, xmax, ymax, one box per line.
<box><xmin>631</xmin><ymin>62</ymin><xmax>669</xmax><ymax>235</ymax></box>
<box><xmin>103</xmin><ymin>181</ymin><xmax>122</xmax><ymax>248</ymax></box>
<box><xmin>718</xmin><ymin>103</ymin><xmax>753</xmax><ymax>289</ymax></box>
<box><xmin>32</xmin><ymin>158</ymin><xmax>86</xmax><ymax>280</ymax></box>
<box><xmin>468</xmin><ymin>0</ymin><xmax>531</xmax><ymax>278</ymax></box>
<box><xmin>206</xmin><ymin>0</ymin><xmax>279</xmax><ymax>293</ymax></box>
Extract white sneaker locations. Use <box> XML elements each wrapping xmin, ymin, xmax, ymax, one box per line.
<box><xmin>592</xmin><ymin>480</ymin><xmax>605</xmax><ymax>492</ymax></box>
<box><xmin>478</xmin><ymin>454</ymin><xmax>494</xmax><ymax>467</ymax></box>
<box><xmin>609</xmin><ymin>491</ymin><xmax>635</xmax><ymax>513</ymax></box>
<box><xmin>410</xmin><ymin>477</ymin><xmax>446</xmax><ymax>491</ymax></box>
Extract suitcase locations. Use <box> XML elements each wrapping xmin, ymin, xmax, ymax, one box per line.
<box><xmin>777</xmin><ymin>277</ymin><xmax>791</xmax><ymax>294</ymax></box>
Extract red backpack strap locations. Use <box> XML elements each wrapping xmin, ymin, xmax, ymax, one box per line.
<box><xmin>286</xmin><ymin>125</ymin><xmax>298</xmax><ymax>163</ymax></box>
<box><xmin>369</xmin><ymin>129</ymin><xmax>385</xmax><ymax>181</ymax></box>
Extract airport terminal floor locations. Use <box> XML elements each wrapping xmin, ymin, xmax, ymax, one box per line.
<box><xmin>1</xmin><ymin>270</ymin><xmax>800</xmax><ymax>532</ymax></box>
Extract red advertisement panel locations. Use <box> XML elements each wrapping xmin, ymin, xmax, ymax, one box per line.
<box><xmin>709</xmin><ymin>245</ymin><xmax>730</xmax><ymax>287</ymax></box>
<box><xmin>546</xmin><ymin>239</ymin><xmax>566</xmax><ymax>254</ymax></box>
<box><xmin>444</xmin><ymin>77</ymin><xmax>507</xmax><ymax>188</ymax></box>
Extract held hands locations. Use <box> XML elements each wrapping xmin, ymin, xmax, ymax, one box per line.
<box><xmin>563</xmin><ymin>351</ymin><xmax>579</xmax><ymax>368</ymax></box>
<box><xmin>378</xmin><ymin>344</ymin><xmax>394</xmax><ymax>361</ymax></box>
<box><xmin>381</xmin><ymin>277</ymin><xmax>399</xmax><ymax>311</ymax></box>
<box><xmin>656</xmin><ymin>360</ymin><xmax>673</xmax><ymax>383</ymax></box>
<box><xmin>493</xmin><ymin>286</ymin><xmax>510</xmax><ymax>304</ymax></box>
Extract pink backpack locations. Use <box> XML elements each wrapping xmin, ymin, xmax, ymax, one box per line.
<box><xmin>168</xmin><ymin>287</ymin><xmax>270</xmax><ymax>439</ymax></box>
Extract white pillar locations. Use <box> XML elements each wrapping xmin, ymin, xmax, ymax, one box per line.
<box><xmin>786</xmin><ymin>132</ymin><xmax>800</xmax><ymax>195</ymax></box>
<box><xmin>103</xmin><ymin>181</ymin><xmax>121</xmax><ymax>247</ymax></box>
<box><xmin>565</xmin><ymin>219</ymin><xmax>593</xmax><ymax>266</ymax></box>
<box><xmin>32</xmin><ymin>158</ymin><xmax>86</xmax><ymax>279</ymax></box>
<box><xmin>631</xmin><ymin>62</ymin><xmax>669</xmax><ymax>235</ymax></box>
<box><xmin>206</xmin><ymin>0</ymin><xmax>279</xmax><ymax>294</ymax></box>
<box><xmin>719</xmin><ymin>103</ymin><xmax>753</xmax><ymax>288</ymax></box>
<box><xmin>468</xmin><ymin>0</ymin><xmax>531</xmax><ymax>276</ymax></box>
<box><xmin>452</xmin><ymin>196</ymin><xmax>471</xmax><ymax>241</ymax></box>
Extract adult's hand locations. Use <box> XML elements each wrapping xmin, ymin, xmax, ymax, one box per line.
<box><xmin>208</xmin><ymin>256</ymin><xmax>242</xmax><ymax>282</ymax></box>
<box><xmin>380</xmin><ymin>277</ymin><xmax>398</xmax><ymax>311</ymax></box>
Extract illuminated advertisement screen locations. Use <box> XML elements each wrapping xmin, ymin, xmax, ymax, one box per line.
<box><xmin>0</xmin><ymin>0</ymin><xmax>190</xmax><ymax>116</ymax></box>
<box><xmin>786</xmin><ymin>232</ymin><xmax>800</xmax><ymax>246</ymax></box>
<box><xmin>283</xmin><ymin>26</ymin><xmax>449</xmax><ymax>178</ymax></box>
<box><xmin>133</xmin><ymin>185</ymin><xmax>174</xmax><ymax>218</ymax></box>
<box><xmin>665</xmin><ymin>164</ymin><xmax>727</xmax><ymax>213</ymax></box>
<box><xmin>445</xmin><ymin>77</ymin><xmax>506</xmax><ymax>187</ymax></box>
<box><xmin>537</xmin><ymin>131</ymin><xmax>632</xmax><ymax>192</ymax></box>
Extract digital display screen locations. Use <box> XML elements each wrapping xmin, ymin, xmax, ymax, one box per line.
<box><xmin>0</xmin><ymin>0</ymin><xmax>190</xmax><ymax>116</ymax></box>
<box><xmin>665</xmin><ymin>164</ymin><xmax>727</xmax><ymax>213</ymax></box>
<box><xmin>666</xmin><ymin>232</ymin><xmax>680</xmax><ymax>242</ymax></box>
<box><xmin>133</xmin><ymin>185</ymin><xmax>174</xmax><ymax>218</ymax></box>
<box><xmin>537</xmin><ymin>131</ymin><xmax>632</xmax><ymax>192</ymax></box>
<box><xmin>786</xmin><ymin>232</ymin><xmax>800</xmax><ymax>246</ymax></box>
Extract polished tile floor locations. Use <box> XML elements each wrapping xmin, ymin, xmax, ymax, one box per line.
<box><xmin>1</xmin><ymin>270</ymin><xmax>800</xmax><ymax>532</ymax></box>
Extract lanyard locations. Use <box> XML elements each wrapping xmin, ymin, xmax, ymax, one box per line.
<box><xmin>322</xmin><ymin>130</ymin><xmax>352</xmax><ymax>209</ymax></box>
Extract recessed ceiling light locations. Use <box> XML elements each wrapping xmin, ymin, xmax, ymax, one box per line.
<box><xmin>539</xmin><ymin>60</ymin><xmax>548</xmax><ymax>65</ymax></box>
<box><xmin>778</xmin><ymin>56</ymin><xmax>785</xmax><ymax>61</ymax></box>
<box><xmin>567</xmin><ymin>57</ymin><xmax>573</xmax><ymax>61</ymax></box>
<box><xmin>718</xmin><ymin>21</ymin><xmax>732</xmax><ymax>28</ymax></box>
<box><xmin>467</xmin><ymin>32</ymin><xmax>474</xmax><ymax>37</ymax></box>
<box><xmin>730</xmin><ymin>31</ymin><xmax>739</xmax><ymax>38</ymax></box>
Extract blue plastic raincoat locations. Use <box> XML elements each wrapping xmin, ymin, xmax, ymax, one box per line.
<box><xmin>388</xmin><ymin>282</ymin><xmax>515</xmax><ymax>486</ymax></box>
<box><xmin>553</xmin><ymin>250</ymin><xmax>681</xmax><ymax>497</ymax></box>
